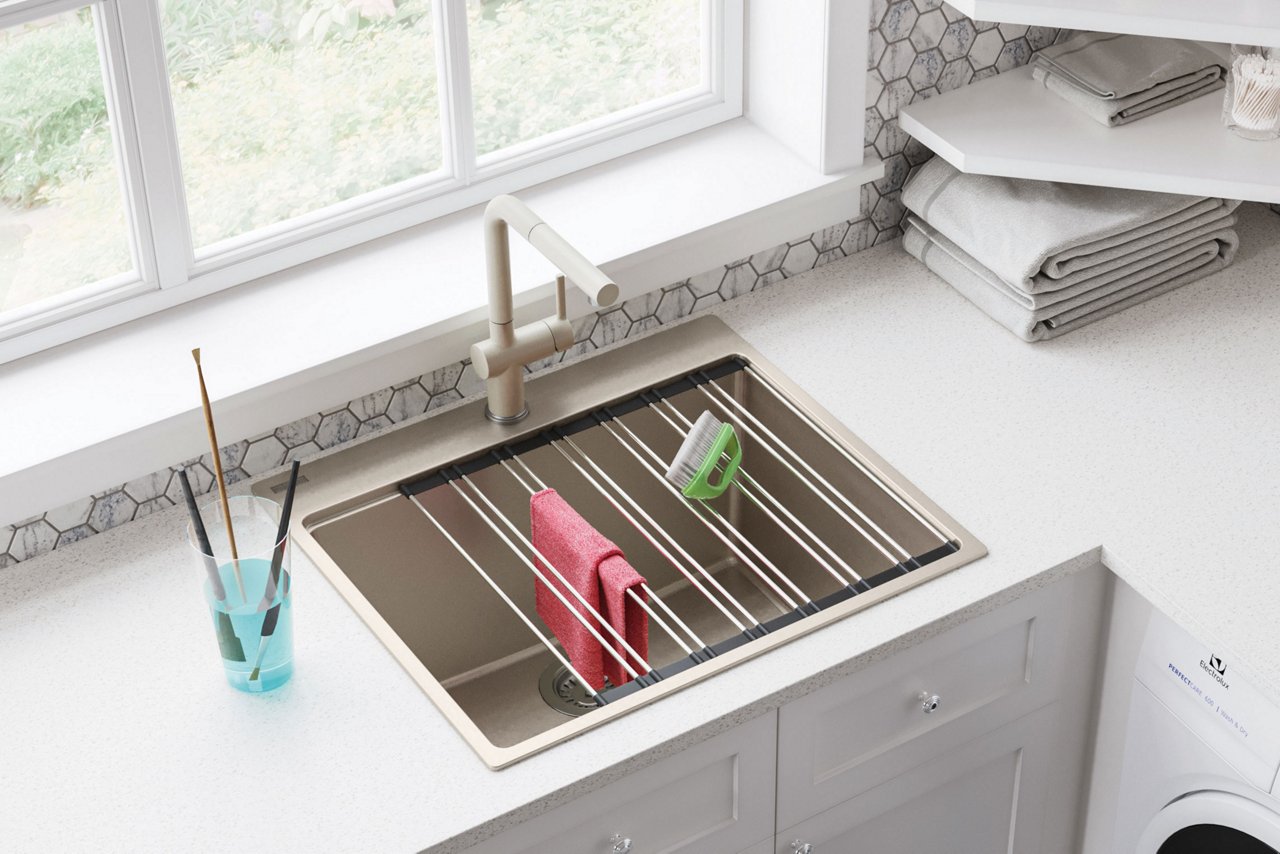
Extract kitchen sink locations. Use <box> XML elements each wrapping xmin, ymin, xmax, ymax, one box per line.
<box><xmin>255</xmin><ymin>316</ymin><xmax>984</xmax><ymax>768</ymax></box>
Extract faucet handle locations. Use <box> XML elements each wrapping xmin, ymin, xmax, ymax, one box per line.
<box><xmin>555</xmin><ymin>275</ymin><xmax>567</xmax><ymax>321</ymax></box>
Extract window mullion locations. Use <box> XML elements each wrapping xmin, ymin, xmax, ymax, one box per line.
<box><xmin>99</xmin><ymin>0</ymin><xmax>193</xmax><ymax>289</ymax></box>
<box><xmin>436</xmin><ymin>0</ymin><xmax>477</xmax><ymax>185</ymax></box>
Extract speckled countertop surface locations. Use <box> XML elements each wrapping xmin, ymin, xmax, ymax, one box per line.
<box><xmin>3</xmin><ymin>204</ymin><xmax>1278</xmax><ymax>853</ymax></box>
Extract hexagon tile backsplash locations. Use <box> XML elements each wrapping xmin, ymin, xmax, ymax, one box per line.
<box><xmin>0</xmin><ymin>2</ymin><xmax>1060</xmax><ymax>569</ymax></box>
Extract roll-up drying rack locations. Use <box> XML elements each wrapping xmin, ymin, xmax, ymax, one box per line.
<box><xmin>397</xmin><ymin>358</ymin><xmax>961</xmax><ymax>709</ymax></box>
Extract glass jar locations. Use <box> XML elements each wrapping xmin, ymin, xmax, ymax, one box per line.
<box><xmin>1222</xmin><ymin>44</ymin><xmax>1280</xmax><ymax>141</ymax></box>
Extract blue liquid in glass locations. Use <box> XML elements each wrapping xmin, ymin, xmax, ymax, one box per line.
<box><xmin>204</xmin><ymin>557</ymin><xmax>294</xmax><ymax>693</ymax></box>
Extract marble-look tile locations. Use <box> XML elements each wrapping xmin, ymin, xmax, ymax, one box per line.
<box><xmin>874</xmin><ymin>120</ymin><xmax>911</xmax><ymax>160</ymax></box>
<box><xmin>454</xmin><ymin>363</ymin><xmax>485</xmax><ymax>399</ymax></box>
<box><xmin>968</xmin><ymin>28</ymin><xmax>1004</xmax><ymax>69</ymax></box>
<box><xmin>11</xmin><ymin>520</ymin><xmax>59</xmax><ymax>561</ymax></box>
<box><xmin>813</xmin><ymin>223</ymin><xmax>851</xmax><ymax>254</ymax></box>
<box><xmin>996</xmin><ymin>37</ymin><xmax>1031</xmax><ymax>72</ymax></box>
<box><xmin>938</xmin><ymin>57</ymin><xmax>974</xmax><ymax>92</ymax></box>
<box><xmin>88</xmin><ymin>491</ymin><xmax>138</xmax><ymax>534</ymax></box>
<box><xmin>284</xmin><ymin>441</ymin><xmax>322</xmax><ymax>463</ymax></box>
<box><xmin>655</xmin><ymin>285</ymin><xmax>696</xmax><ymax>324</ymax></box>
<box><xmin>315</xmin><ymin>410</ymin><xmax>361</xmax><ymax>449</ymax></box>
<box><xmin>841</xmin><ymin>219</ymin><xmax>879</xmax><ymax>255</ymax></box>
<box><xmin>589</xmin><ymin>309</ymin><xmax>631</xmax><ymax>348</ymax></box>
<box><xmin>868</xmin><ymin>30</ymin><xmax>887</xmax><ymax>70</ymax></box>
<box><xmin>749</xmin><ymin>244</ymin><xmax>788</xmax><ymax>276</ymax></box>
<box><xmin>44</xmin><ymin>497</ymin><xmax>95</xmax><ymax>532</ymax></box>
<box><xmin>686</xmin><ymin>267</ymin><xmax>725</xmax><ymax>298</ymax></box>
<box><xmin>134</xmin><ymin>497</ymin><xmax>174</xmax><ymax>520</ymax></box>
<box><xmin>357</xmin><ymin>415</ymin><xmax>394</xmax><ymax>437</ymax></box>
<box><xmin>910</xmin><ymin>10</ymin><xmax>946</xmax><ymax>51</ymax></box>
<box><xmin>349</xmin><ymin>388</ymin><xmax>393</xmax><ymax>421</ymax></box>
<box><xmin>123</xmin><ymin>471</ymin><xmax>172</xmax><ymax>504</ymax></box>
<box><xmin>621</xmin><ymin>290</ymin><xmax>662</xmax><ymax>322</ymax></box>
<box><xmin>938</xmin><ymin>19</ymin><xmax>976</xmax><ymax>61</ymax></box>
<box><xmin>387</xmin><ymin>384</ymin><xmax>430</xmax><ymax>423</ymax></box>
<box><xmin>753</xmin><ymin>270</ymin><xmax>786</xmax><ymax>291</ymax></box>
<box><xmin>55</xmin><ymin>524</ymin><xmax>95</xmax><ymax>547</ymax></box>
<box><xmin>718</xmin><ymin>264</ymin><xmax>757</xmax><ymax>300</ymax></box>
<box><xmin>878</xmin><ymin>40</ymin><xmax>917</xmax><ymax>82</ymax></box>
<box><xmin>908</xmin><ymin>48</ymin><xmax>945</xmax><ymax>89</ymax></box>
<box><xmin>241</xmin><ymin>435</ymin><xmax>287</xmax><ymax>475</ymax></box>
<box><xmin>781</xmin><ymin>241</ymin><xmax>820</xmax><ymax>277</ymax></box>
<box><xmin>876</xmin><ymin>77</ymin><xmax>916</xmax><ymax>120</ymax></box>
<box><xmin>875</xmin><ymin>153</ymin><xmax>911</xmax><ymax>195</ymax></box>
<box><xmin>425</xmin><ymin>362</ymin><xmax>465</xmax><ymax>397</ymax></box>
<box><xmin>879</xmin><ymin>0</ymin><xmax>918</xmax><ymax>41</ymax></box>
<box><xmin>275</xmin><ymin>414</ymin><xmax>321</xmax><ymax>448</ymax></box>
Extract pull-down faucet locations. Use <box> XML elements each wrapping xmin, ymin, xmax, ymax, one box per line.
<box><xmin>470</xmin><ymin>195</ymin><xmax>619</xmax><ymax>423</ymax></box>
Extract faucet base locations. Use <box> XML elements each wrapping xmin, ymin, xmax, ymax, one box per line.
<box><xmin>484</xmin><ymin>405</ymin><xmax>530</xmax><ymax>424</ymax></box>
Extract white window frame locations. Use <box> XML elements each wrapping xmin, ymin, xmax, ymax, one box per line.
<box><xmin>0</xmin><ymin>0</ymin><xmax>744</xmax><ymax>359</ymax></box>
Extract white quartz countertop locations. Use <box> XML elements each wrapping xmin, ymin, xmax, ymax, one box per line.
<box><xmin>3</xmin><ymin>204</ymin><xmax>1278</xmax><ymax>853</ymax></box>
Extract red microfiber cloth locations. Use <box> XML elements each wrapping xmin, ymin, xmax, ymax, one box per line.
<box><xmin>531</xmin><ymin>488</ymin><xmax>648</xmax><ymax>691</ymax></box>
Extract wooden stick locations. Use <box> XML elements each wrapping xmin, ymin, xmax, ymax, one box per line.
<box><xmin>192</xmin><ymin>348</ymin><xmax>246</xmax><ymax>602</ymax></box>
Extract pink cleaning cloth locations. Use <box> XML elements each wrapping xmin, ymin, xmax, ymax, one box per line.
<box><xmin>531</xmin><ymin>488</ymin><xmax>648</xmax><ymax>691</ymax></box>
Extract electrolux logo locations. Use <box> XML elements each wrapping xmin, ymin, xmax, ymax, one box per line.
<box><xmin>1200</xmin><ymin>653</ymin><xmax>1230</xmax><ymax>690</ymax></box>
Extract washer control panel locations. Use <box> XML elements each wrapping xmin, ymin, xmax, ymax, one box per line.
<box><xmin>1137</xmin><ymin>611</ymin><xmax>1280</xmax><ymax>792</ymax></box>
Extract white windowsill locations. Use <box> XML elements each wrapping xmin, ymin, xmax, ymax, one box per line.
<box><xmin>0</xmin><ymin>119</ymin><xmax>882</xmax><ymax>526</ymax></box>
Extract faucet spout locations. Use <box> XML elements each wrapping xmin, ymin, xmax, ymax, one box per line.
<box><xmin>471</xmin><ymin>195</ymin><xmax>619</xmax><ymax>423</ymax></box>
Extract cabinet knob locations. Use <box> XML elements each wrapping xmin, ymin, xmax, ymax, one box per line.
<box><xmin>609</xmin><ymin>834</ymin><xmax>633</xmax><ymax>853</ymax></box>
<box><xmin>921</xmin><ymin>693</ymin><xmax>941</xmax><ymax>714</ymax></box>
<box><xmin>791</xmin><ymin>841</ymin><xmax>815</xmax><ymax>854</ymax></box>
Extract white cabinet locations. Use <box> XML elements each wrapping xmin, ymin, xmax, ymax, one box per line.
<box><xmin>775</xmin><ymin>578</ymin><xmax>1080</xmax><ymax>828</ymax></box>
<box><xmin>466</xmin><ymin>711</ymin><xmax>777</xmax><ymax>854</ymax></box>
<box><xmin>465</xmin><ymin>567</ymin><xmax>1106</xmax><ymax>854</ymax></box>
<box><xmin>774</xmin><ymin>704</ymin><xmax>1060</xmax><ymax>854</ymax></box>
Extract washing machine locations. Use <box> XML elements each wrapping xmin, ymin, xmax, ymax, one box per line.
<box><xmin>1084</xmin><ymin>582</ymin><xmax>1280</xmax><ymax>853</ymax></box>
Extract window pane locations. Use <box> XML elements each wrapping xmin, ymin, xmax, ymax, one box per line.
<box><xmin>0</xmin><ymin>8</ymin><xmax>133</xmax><ymax>316</ymax></box>
<box><xmin>162</xmin><ymin>0</ymin><xmax>443</xmax><ymax>250</ymax></box>
<box><xmin>468</xmin><ymin>0</ymin><xmax>704</xmax><ymax>156</ymax></box>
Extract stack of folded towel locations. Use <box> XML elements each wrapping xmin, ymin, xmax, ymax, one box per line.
<box><xmin>1030</xmin><ymin>33</ymin><xmax>1226</xmax><ymax>126</ymax></box>
<box><xmin>902</xmin><ymin>158</ymin><xmax>1241</xmax><ymax>342</ymax></box>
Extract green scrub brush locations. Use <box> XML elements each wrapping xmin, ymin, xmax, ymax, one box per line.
<box><xmin>664</xmin><ymin>410</ymin><xmax>742</xmax><ymax>499</ymax></box>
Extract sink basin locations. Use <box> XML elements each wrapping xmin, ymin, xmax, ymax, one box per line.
<box><xmin>255</xmin><ymin>316</ymin><xmax>984</xmax><ymax>768</ymax></box>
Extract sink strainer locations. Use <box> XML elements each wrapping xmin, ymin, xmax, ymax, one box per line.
<box><xmin>539</xmin><ymin>662</ymin><xmax>611</xmax><ymax>717</ymax></box>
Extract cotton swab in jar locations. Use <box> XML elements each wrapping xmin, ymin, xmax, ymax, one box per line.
<box><xmin>1230</xmin><ymin>54</ymin><xmax>1280</xmax><ymax>132</ymax></box>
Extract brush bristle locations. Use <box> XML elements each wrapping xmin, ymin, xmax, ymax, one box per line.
<box><xmin>191</xmin><ymin>347</ymin><xmax>201</xmax><ymax>365</ymax></box>
<box><xmin>665</xmin><ymin>411</ymin><xmax>723</xmax><ymax>488</ymax></box>
<box><xmin>249</xmin><ymin>667</ymin><xmax>260</xmax><ymax>681</ymax></box>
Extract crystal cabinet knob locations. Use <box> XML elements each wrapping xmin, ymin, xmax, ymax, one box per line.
<box><xmin>921</xmin><ymin>692</ymin><xmax>941</xmax><ymax>714</ymax></box>
<box><xmin>609</xmin><ymin>834</ymin><xmax>633</xmax><ymax>853</ymax></box>
<box><xmin>791</xmin><ymin>841</ymin><xmax>815</xmax><ymax>854</ymax></box>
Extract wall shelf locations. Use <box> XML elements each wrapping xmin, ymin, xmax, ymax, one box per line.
<box><xmin>898</xmin><ymin>65</ymin><xmax>1280</xmax><ymax>204</ymax></box>
<box><xmin>944</xmin><ymin>0</ymin><xmax>1280</xmax><ymax>47</ymax></box>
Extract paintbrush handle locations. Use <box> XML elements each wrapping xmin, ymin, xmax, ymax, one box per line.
<box><xmin>258</xmin><ymin>460</ymin><xmax>300</xmax><ymax>611</ymax></box>
<box><xmin>178</xmin><ymin>468</ymin><xmax>227</xmax><ymax>603</ymax></box>
<box><xmin>191</xmin><ymin>348</ymin><xmax>245</xmax><ymax>601</ymax></box>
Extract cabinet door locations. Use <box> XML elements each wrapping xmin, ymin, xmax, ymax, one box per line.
<box><xmin>776</xmin><ymin>705</ymin><xmax>1059</xmax><ymax>854</ymax></box>
<box><xmin>466</xmin><ymin>711</ymin><xmax>777</xmax><ymax>854</ymax></box>
<box><xmin>776</xmin><ymin>578</ymin><xmax>1079</xmax><ymax>828</ymax></box>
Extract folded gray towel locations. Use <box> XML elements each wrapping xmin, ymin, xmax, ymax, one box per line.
<box><xmin>1031</xmin><ymin>33</ymin><xmax>1225</xmax><ymax>126</ymax></box>
<box><xmin>903</xmin><ymin>215</ymin><xmax>1238</xmax><ymax>342</ymax></box>
<box><xmin>901</xmin><ymin>158</ymin><xmax>1242</xmax><ymax>293</ymax></box>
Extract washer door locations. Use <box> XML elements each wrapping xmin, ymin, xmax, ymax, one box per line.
<box><xmin>1138</xmin><ymin>792</ymin><xmax>1280</xmax><ymax>854</ymax></box>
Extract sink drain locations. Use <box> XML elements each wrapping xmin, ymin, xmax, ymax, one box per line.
<box><xmin>538</xmin><ymin>662</ymin><xmax>605</xmax><ymax>717</ymax></box>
